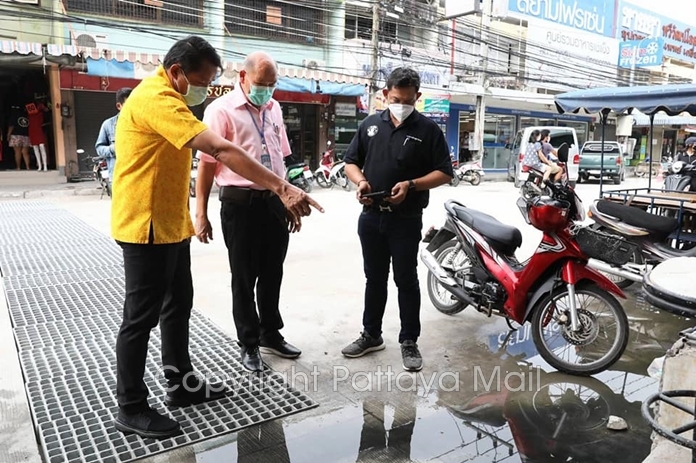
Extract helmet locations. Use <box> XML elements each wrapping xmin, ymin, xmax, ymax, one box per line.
<box><xmin>528</xmin><ymin>197</ymin><xmax>571</xmax><ymax>232</ymax></box>
<box><xmin>686</xmin><ymin>137</ymin><xmax>696</xmax><ymax>147</ymax></box>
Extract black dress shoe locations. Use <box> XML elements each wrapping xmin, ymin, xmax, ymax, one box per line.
<box><xmin>114</xmin><ymin>407</ymin><xmax>181</xmax><ymax>439</ymax></box>
<box><xmin>260</xmin><ymin>339</ymin><xmax>301</xmax><ymax>359</ymax></box>
<box><xmin>165</xmin><ymin>374</ymin><xmax>227</xmax><ymax>408</ymax></box>
<box><xmin>241</xmin><ymin>345</ymin><xmax>264</xmax><ymax>372</ymax></box>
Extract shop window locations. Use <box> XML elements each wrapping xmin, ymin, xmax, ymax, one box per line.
<box><xmin>64</xmin><ymin>0</ymin><xmax>204</xmax><ymax>27</ymax></box>
<box><xmin>344</xmin><ymin>11</ymin><xmax>399</xmax><ymax>43</ymax></box>
<box><xmin>226</xmin><ymin>0</ymin><xmax>323</xmax><ymax>45</ymax></box>
<box><xmin>482</xmin><ymin>114</ymin><xmax>516</xmax><ymax>169</ymax></box>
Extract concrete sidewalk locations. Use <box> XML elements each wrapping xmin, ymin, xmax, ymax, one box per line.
<box><xmin>643</xmin><ymin>337</ymin><xmax>696</xmax><ymax>462</ymax></box>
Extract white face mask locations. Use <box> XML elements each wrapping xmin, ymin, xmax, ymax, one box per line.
<box><xmin>389</xmin><ymin>104</ymin><xmax>415</xmax><ymax>122</ymax></box>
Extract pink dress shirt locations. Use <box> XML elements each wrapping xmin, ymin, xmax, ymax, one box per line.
<box><xmin>197</xmin><ymin>85</ymin><xmax>292</xmax><ymax>189</ymax></box>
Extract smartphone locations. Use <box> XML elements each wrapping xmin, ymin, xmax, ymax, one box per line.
<box><xmin>362</xmin><ymin>190</ymin><xmax>392</xmax><ymax>199</ymax></box>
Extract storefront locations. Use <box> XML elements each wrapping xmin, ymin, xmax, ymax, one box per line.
<box><xmin>333</xmin><ymin>96</ymin><xmax>366</xmax><ymax>157</ymax></box>
<box><xmin>449</xmin><ymin>104</ymin><xmax>593</xmax><ymax>171</ymax></box>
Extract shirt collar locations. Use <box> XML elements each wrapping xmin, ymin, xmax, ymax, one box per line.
<box><xmin>231</xmin><ymin>84</ymin><xmax>275</xmax><ymax>111</ymax></box>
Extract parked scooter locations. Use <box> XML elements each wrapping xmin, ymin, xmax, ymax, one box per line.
<box><xmin>420</xmin><ymin>158</ymin><xmax>629</xmax><ymax>375</ymax></box>
<box><xmin>454</xmin><ymin>160</ymin><xmax>485</xmax><ymax>186</ymax></box>
<box><xmin>89</xmin><ymin>154</ymin><xmax>111</xmax><ymax>199</ymax></box>
<box><xmin>286</xmin><ymin>161</ymin><xmax>313</xmax><ymax>193</ymax></box>
<box><xmin>662</xmin><ymin>160</ymin><xmax>696</xmax><ymax>192</ymax></box>
<box><xmin>314</xmin><ymin>141</ymin><xmax>350</xmax><ymax>190</ymax></box>
<box><xmin>189</xmin><ymin>157</ymin><xmax>199</xmax><ymax>198</ymax></box>
<box><xmin>585</xmin><ymin>199</ymin><xmax>696</xmax><ymax>288</ymax></box>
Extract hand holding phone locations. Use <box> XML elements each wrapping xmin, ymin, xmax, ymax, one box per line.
<box><xmin>361</xmin><ymin>190</ymin><xmax>392</xmax><ymax>199</ymax></box>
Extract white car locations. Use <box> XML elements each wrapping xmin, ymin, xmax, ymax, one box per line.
<box><xmin>506</xmin><ymin>126</ymin><xmax>580</xmax><ymax>188</ymax></box>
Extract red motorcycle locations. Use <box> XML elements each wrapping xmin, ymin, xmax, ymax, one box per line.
<box><xmin>421</xmin><ymin>151</ymin><xmax>629</xmax><ymax>376</ymax></box>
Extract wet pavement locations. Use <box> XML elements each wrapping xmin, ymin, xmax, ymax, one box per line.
<box><xmin>3</xmin><ymin>177</ymin><xmax>692</xmax><ymax>462</ymax></box>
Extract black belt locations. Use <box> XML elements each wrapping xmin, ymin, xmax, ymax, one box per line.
<box><xmin>219</xmin><ymin>186</ymin><xmax>274</xmax><ymax>203</ymax></box>
<box><xmin>363</xmin><ymin>204</ymin><xmax>422</xmax><ymax>217</ymax></box>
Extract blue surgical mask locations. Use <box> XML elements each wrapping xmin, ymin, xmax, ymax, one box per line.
<box><xmin>180</xmin><ymin>73</ymin><xmax>208</xmax><ymax>106</ymax></box>
<box><xmin>248</xmin><ymin>85</ymin><xmax>275</xmax><ymax>106</ymax></box>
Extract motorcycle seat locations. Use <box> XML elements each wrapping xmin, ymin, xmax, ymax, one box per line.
<box><xmin>286</xmin><ymin>163</ymin><xmax>305</xmax><ymax>169</ymax></box>
<box><xmin>452</xmin><ymin>205</ymin><xmax>522</xmax><ymax>255</ymax></box>
<box><xmin>595</xmin><ymin>200</ymin><xmax>678</xmax><ymax>238</ymax></box>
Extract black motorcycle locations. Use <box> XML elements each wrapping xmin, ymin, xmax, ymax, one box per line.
<box><xmin>663</xmin><ymin>160</ymin><xmax>696</xmax><ymax>192</ymax></box>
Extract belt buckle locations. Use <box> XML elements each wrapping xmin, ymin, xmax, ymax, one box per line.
<box><xmin>378</xmin><ymin>204</ymin><xmax>393</xmax><ymax>212</ymax></box>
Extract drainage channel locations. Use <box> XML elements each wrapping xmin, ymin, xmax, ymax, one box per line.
<box><xmin>0</xmin><ymin>201</ymin><xmax>318</xmax><ymax>463</ymax></box>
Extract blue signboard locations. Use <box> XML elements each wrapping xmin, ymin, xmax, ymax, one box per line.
<box><xmin>616</xmin><ymin>1</ymin><xmax>696</xmax><ymax>64</ymax></box>
<box><xmin>618</xmin><ymin>38</ymin><xmax>664</xmax><ymax>68</ymax></box>
<box><xmin>507</xmin><ymin>0</ymin><xmax>615</xmax><ymax>37</ymax></box>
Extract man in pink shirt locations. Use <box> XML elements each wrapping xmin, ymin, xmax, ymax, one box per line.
<box><xmin>195</xmin><ymin>51</ymin><xmax>301</xmax><ymax>372</ymax></box>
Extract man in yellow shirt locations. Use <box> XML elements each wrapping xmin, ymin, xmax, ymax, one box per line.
<box><xmin>111</xmin><ymin>35</ymin><xmax>322</xmax><ymax>440</ymax></box>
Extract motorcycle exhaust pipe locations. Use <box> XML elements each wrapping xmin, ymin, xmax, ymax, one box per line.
<box><xmin>420</xmin><ymin>249</ymin><xmax>479</xmax><ymax>307</ymax></box>
<box><xmin>587</xmin><ymin>259</ymin><xmax>642</xmax><ymax>283</ymax></box>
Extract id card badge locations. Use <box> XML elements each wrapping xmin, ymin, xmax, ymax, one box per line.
<box><xmin>260</xmin><ymin>143</ymin><xmax>273</xmax><ymax>170</ymax></box>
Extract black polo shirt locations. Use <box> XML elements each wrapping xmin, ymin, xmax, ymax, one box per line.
<box><xmin>344</xmin><ymin>108</ymin><xmax>453</xmax><ymax>214</ymax></box>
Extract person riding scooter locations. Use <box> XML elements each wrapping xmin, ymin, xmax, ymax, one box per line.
<box><xmin>677</xmin><ymin>137</ymin><xmax>696</xmax><ymax>165</ymax></box>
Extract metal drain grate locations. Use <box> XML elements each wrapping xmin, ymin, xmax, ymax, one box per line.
<box><xmin>28</xmin><ymin>345</ymin><xmax>316</xmax><ymax>463</ymax></box>
<box><xmin>0</xmin><ymin>201</ymin><xmax>63</xmax><ymax>213</ymax></box>
<box><xmin>1</xmin><ymin>203</ymin><xmax>319</xmax><ymax>463</ymax></box>
<box><xmin>14</xmin><ymin>309</ymin><xmax>232</xmax><ymax>352</ymax></box>
<box><xmin>5</xmin><ymin>278</ymin><xmax>125</xmax><ymax>327</ymax></box>
<box><xmin>19</xmin><ymin>322</ymin><xmax>235</xmax><ymax>383</ymax></box>
<box><xmin>1</xmin><ymin>266</ymin><xmax>124</xmax><ymax>291</ymax></box>
<box><xmin>0</xmin><ymin>237</ymin><xmax>120</xmax><ymax>257</ymax></box>
<box><xmin>0</xmin><ymin>252</ymin><xmax>122</xmax><ymax>277</ymax></box>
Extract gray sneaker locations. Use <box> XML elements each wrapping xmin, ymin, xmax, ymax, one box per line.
<box><xmin>341</xmin><ymin>332</ymin><xmax>385</xmax><ymax>358</ymax></box>
<box><xmin>401</xmin><ymin>340</ymin><xmax>423</xmax><ymax>371</ymax></box>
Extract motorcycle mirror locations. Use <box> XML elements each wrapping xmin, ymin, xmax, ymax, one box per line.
<box><xmin>556</xmin><ymin>143</ymin><xmax>569</xmax><ymax>163</ymax></box>
<box><xmin>327</xmin><ymin>141</ymin><xmax>332</xmax><ymax>147</ymax></box>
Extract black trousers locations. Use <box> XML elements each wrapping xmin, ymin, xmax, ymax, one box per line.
<box><xmin>116</xmin><ymin>238</ymin><xmax>194</xmax><ymax>413</ymax></box>
<box><xmin>357</xmin><ymin>209</ymin><xmax>423</xmax><ymax>343</ymax></box>
<box><xmin>220</xmin><ymin>195</ymin><xmax>290</xmax><ymax>348</ymax></box>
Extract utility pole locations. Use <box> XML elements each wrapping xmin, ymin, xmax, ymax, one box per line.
<box><xmin>472</xmin><ymin>0</ymin><xmax>491</xmax><ymax>159</ymax></box>
<box><xmin>368</xmin><ymin>1</ymin><xmax>380</xmax><ymax>114</ymax></box>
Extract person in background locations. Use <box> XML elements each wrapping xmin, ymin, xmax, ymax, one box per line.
<box><xmin>7</xmin><ymin>104</ymin><xmax>31</xmax><ymax>170</ymax></box>
<box><xmin>341</xmin><ymin>67</ymin><xmax>453</xmax><ymax>372</ymax></box>
<box><xmin>677</xmin><ymin>137</ymin><xmax>696</xmax><ymax>165</ymax></box>
<box><xmin>110</xmin><ymin>35</ymin><xmax>322</xmax><ymax>440</ymax></box>
<box><xmin>538</xmin><ymin>129</ymin><xmax>563</xmax><ymax>186</ymax></box>
<box><xmin>96</xmin><ymin>88</ymin><xmax>132</xmax><ymax>189</ymax></box>
<box><xmin>195</xmin><ymin>51</ymin><xmax>302</xmax><ymax>373</ymax></box>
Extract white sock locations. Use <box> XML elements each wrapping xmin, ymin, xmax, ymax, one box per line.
<box><xmin>32</xmin><ymin>145</ymin><xmax>42</xmax><ymax>170</ymax></box>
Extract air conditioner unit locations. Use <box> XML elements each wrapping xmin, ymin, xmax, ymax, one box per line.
<box><xmin>302</xmin><ymin>59</ymin><xmax>326</xmax><ymax>70</ymax></box>
<box><xmin>73</xmin><ymin>33</ymin><xmax>109</xmax><ymax>49</ymax></box>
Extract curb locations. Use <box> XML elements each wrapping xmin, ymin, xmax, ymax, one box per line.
<box><xmin>0</xmin><ymin>187</ymin><xmax>104</xmax><ymax>199</ymax></box>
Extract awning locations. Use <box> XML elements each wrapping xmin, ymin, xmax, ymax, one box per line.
<box><xmin>631</xmin><ymin>110</ymin><xmax>696</xmax><ymax>126</ymax></box>
<box><xmin>84</xmin><ymin>51</ymin><xmax>369</xmax><ymax>96</ymax></box>
<box><xmin>0</xmin><ymin>40</ymin><xmax>43</xmax><ymax>55</ymax></box>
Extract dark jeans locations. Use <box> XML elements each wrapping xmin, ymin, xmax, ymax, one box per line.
<box><xmin>220</xmin><ymin>195</ymin><xmax>290</xmax><ymax>348</ymax></box>
<box><xmin>358</xmin><ymin>209</ymin><xmax>423</xmax><ymax>343</ymax></box>
<box><xmin>116</xmin><ymin>238</ymin><xmax>194</xmax><ymax>413</ymax></box>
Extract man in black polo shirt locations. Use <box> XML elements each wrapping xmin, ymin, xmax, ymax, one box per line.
<box><xmin>341</xmin><ymin>67</ymin><xmax>453</xmax><ymax>371</ymax></box>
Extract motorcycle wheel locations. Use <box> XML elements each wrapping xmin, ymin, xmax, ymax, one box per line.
<box><xmin>450</xmin><ymin>175</ymin><xmax>461</xmax><ymax>187</ymax></box>
<box><xmin>469</xmin><ymin>172</ymin><xmax>481</xmax><ymax>186</ymax></box>
<box><xmin>516</xmin><ymin>372</ymin><xmax>613</xmax><ymax>438</ymax></box>
<box><xmin>302</xmin><ymin>179</ymin><xmax>313</xmax><ymax>193</ymax></box>
<box><xmin>189</xmin><ymin>179</ymin><xmax>196</xmax><ymax>198</ymax></box>
<box><xmin>426</xmin><ymin>241</ymin><xmax>468</xmax><ymax>315</ymax></box>
<box><xmin>316</xmin><ymin>173</ymin><xmax>332</xmax><ymax>189</ymax></box>
<box><xmin>531</xmin><ymin>282</ymin><xmax>629</xmax><ymax>376</ymax></box>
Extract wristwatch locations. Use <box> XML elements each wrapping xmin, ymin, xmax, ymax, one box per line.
<box><xmin>408</xmin><ymin>180</ymin><xmax>416</xmax><ymax>190</ymax></box>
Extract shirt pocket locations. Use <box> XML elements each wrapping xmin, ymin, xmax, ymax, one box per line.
<box><xmin>396</xmin><ymin>139</ymin><xmax>425</xmax><ymax>171</ymax></box>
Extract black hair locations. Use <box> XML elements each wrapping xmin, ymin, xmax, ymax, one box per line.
<box><xmin>163</xmin><ymin>35</ymin><xmax>223</xmax><ymax>73</ymax></box>
<box><xmin>116</xmin><ymin>87</ymin><xmax>132</xmax><ymax>105</ymax></box>
<box><xmin>529</xmin><ymin>130</ymin><xmax>541</xmax><ymax>143</ymax></box>
<box><xmin>386</xmin><ymin>67</ymin><xmax>420</xmax><ymax>92</ymax></box>
<box><xmin>540</xmin><ymin>129</ymin><xmax>551</xmax><ymax>140</ymax></box>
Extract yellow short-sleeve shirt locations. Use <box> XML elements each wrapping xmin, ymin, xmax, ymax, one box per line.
<box><xmin>111</xmin><ymin>65</ymin><xmax>208</xmax><ymax>244</ymax></box>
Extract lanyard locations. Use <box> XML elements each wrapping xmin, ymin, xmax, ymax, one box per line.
<box><xmin>245</xmin><ymin>106</ymin><xmax>266</xmax><ymax>145</ymax></box>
